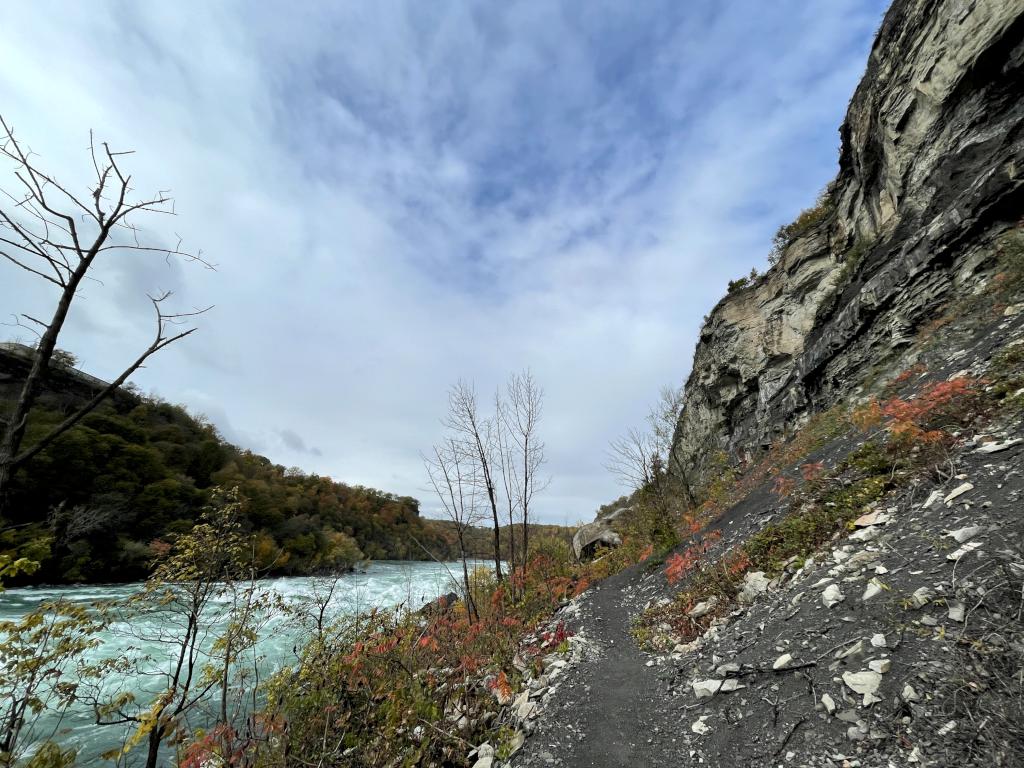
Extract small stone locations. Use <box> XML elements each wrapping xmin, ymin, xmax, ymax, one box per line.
<box><xmin>773</xmin><ymin>653</ymin><xmax>794</xmax><ymax>670</ymax></box>
<box><xmin>472</xmin><ymin>758</ymin><xmax>493</xmax><ymax>768</ymax></box>
<box><xmin>823</xmin><ymin>584</ymin><xmax>846</xmax><ymax>608</ymax></box>
<box><xmin>937</xmin><ymin>720</ymin><xmax>957</xmax><ymax>736</ymax></box>
<box><xmin>847</xmin><ymin>724</ymin><xmax>868</xmax><ymax>741</ymax></box>
<box><xmin>946</xmin><ymin>525</ymin><xmax>984</xmax><ymax>544</ymax></box>
<box><xmin>691</xmin><ymin>716</ymin><xmax>712</xmax><ymax>735</ymax></box>
<box><xmin>868</xmin><ymin>658</ymin><xmax>891</xmax><ymax>673</ymax></box>
<box><xmin>947</xmin><ymin>540</ymin><xmax>983</xmax><ymax>561</ymax></box>
<box><xmin>738</xmin><ymin>571</ymin><xmax>771</xmax><ymax>604</ymax></box>
<box><xmin>943</xmin><ymin>483</ymin><xmax>974</xmax><ymax>505</ymax></box>
<box><xmin>947</xmin><ymin>601</ymin><xmax>966</xmax><ymax>622</ymax></box>
<box><xmin>902</xmin><ymin>684</ymin><xmax>920</xmax><ymax>702</ymax></box>
<box><xmin>476</xmin><ymin>744</ymin><xmax>495</xmax><ymax>760</ymax></box>
<box><xmin>849</xmin><ymin>526</ymin><xmax>880</xmax><ymax>542</ymax></box>
<box><xmin>836</xmin><ymin>639</ymin><xmax>865</xmax><ymax>660</ymax></box>
<box><xmin>922</xmin><ymin>489</ymin><xmax>943</xmax><ymax>509</ymax></box>
<box><xmin>507</xmin><ymin>731</ymin><xmax>525</xmax><ymax>755</ymax></box>
<box><xmin>870</xmin><ymin>633</ymin><xmax>887</xmax><ymax>648</ymax></box>
<box><xmin>975</xmin><ymin>437</ymin><xmax>1022</xmax><ymax>454</ymax></box>
<box><xmin>688</xmin><ymin>597</ymin><xmax>718</xmax><ymax>618</ymax></box>
<box><xmin>720</xmin><ymin>678</ymin><xmax>746</xmax><ymax>692</ymax></box>
<box><xmin>909</xmin><ymin>587</ymin><xmax>934</xmax><ymax>609</ymax></box>
<box><xmin>842</xmin><ymin>670</ymin><xmax>882</xmax><ymax>705</ymax></box>
<box><xmin>862</xmin><ymin>579</ymin><xmax>884</xmax><ymax>601</ymax></box>
<box><xmin>822</xmin><ymin>693</ymin><xmax>837</xmax><ymax>714</ymax></box>
<box><xmin>516</xmin><ymin>700</ymin><xmax>537</xmax><ymax>720</ymax></box>
<box><xmin>853</xmin><ymin>511</ymin><xmax>891</xmax><ymax>527</ymax></box>
<box><xmin>692</xmin><ymin>679</ymin><xmax>723</xmax><ymax>698</ymax></box>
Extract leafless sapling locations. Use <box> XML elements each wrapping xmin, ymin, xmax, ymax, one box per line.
<box><xmin>0</xmin><ymin>116</ymin><xmax>212</xmax><ymax>508</ymax></box>
<box><xmin>444</xmin><ymin>380</ymin><xmax>503</xmax><ymax>582</ymax></box>
<box><xmin>499</xmin><ymin>370</ymin><xmax>547</xmax><ymax>587</ymax></box>
<box><xmin>423</xmin><ymin>438</ymin><xmax>485</xmax><ymax>620</ymax></box>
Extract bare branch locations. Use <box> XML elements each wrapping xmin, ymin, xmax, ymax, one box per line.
<box><xmin>0</xmin><ymin>116</ymin><xmax>212</xmax><ymax>502</ymax></box>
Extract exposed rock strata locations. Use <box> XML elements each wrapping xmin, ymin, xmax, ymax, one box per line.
<box><xmin>670</xmin><ymin>0</ymin><xmax>1024</xmax><ymax>487</ymax></box>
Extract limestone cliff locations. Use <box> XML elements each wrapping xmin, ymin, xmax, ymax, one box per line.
<box><xmin>670</xmin><ymin>0</ymin><xmax>1024</xmax><ymax>488</ymax></box>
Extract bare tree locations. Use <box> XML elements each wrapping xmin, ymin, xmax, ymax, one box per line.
<box><xmin>444</xmin><ymin>381</ymin><xmax>503</xmax><ymax>583</ymax></box>
<box><xmin>0</xmin><ymin>116</ymin><xmax>211</xmax><ymax>508</ymax></box>
<box><xmin>495</xmin><ymin>389</ymin><xmax>520</xmax><ymax>596</ymax></box>
<box><xmin>606</xmin><ymin>427</ymin><xmax>660</xmax><ymax>491</ymax></box>
<box><xmin>423</xmin><ymin>438</ymin><xmax>484</xmax><ymax>620</ymax></box>
<box><xmin>606</xmin><ymin>383</ymin><xmax>694</xmax><ymax>505</ymax></box>
<box><xmin>499</xmin><ymin>371</ymin><xmax>547</xmax><ymax>587</ymax></box>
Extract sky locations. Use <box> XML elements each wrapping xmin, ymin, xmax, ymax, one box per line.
<box><xmin>0</xmin><ymin>0</ymin><xmax>890</xmax><ymax>525</ymax></box>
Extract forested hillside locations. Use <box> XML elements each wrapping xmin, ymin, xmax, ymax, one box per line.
<box><xmin>0</xmin><ymin>344</ymin><xmax>464</xmax><ymax>584</ymax></box>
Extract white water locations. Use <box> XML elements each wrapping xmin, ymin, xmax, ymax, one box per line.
<box><xmin>0</xmin><ymin>561</ymin><xmax>472</xmax><ymax>764</ymax></box>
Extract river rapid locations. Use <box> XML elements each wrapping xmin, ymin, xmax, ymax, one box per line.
<box><xmin>0</xmin><ymin>560</ymin><xmax>473</xmax><ymax>764</ymax></box>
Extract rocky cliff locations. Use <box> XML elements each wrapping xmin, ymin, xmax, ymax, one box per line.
<box><xmin>670</xmin><ymin>0</ymin><xmax>1024</xmax><ymax>488</ymax></box>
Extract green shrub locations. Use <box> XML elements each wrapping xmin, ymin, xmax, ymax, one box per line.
<box><xmin>768</xmin><ymin>191</ymin><xmax>834</xmax><ymax>265</ymax></box>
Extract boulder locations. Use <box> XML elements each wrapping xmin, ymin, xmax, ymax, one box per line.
<box><xmin>738</xmin><ymin>571</ymin><xmax>770</xmax><ymax>604</ymax></box>
<box><xmin>572</xmin><ymin>520</ymin><xmax>622</xmax><ymax>561</ymax></box>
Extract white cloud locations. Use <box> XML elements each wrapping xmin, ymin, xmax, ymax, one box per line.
<box><xmin>0</xmin><ymin>0</ymin><xmax>889</xmax><ymax>523</ymax></box>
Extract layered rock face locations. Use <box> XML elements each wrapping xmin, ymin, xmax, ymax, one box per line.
<box><xmin>670</xmin><ymin>0</ymin><xmax>1024</xmax><ymax>487</ymax></box>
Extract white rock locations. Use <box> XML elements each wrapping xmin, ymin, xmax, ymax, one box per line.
<box><xmin>947</xmin><ymin>600</ymin><xmax>966</xmax><ymax>622</ymax></box>
<box><xmin>910</xmin><ymin>587</ymin><xmax>934</xmax><ymax>609</ymax></box>
<box><xmin>870</xmin><ymin>633</ymin><xmax>887</xmax><ymax>648</ymax></box>
<box><xmin>821</xmin><ymin>693</ymin><xmax>837</xmax><ymax>714</ymax></box>
<box><xmin>691</xmin><ymin>716</ymin><xmax>712</xmax><ymax>735</ymax></box>
<box><xmin>868</xmin><ymin>658</ymin><xmax>891</xmax><ymax>674</ymax></box>
<box><xmin>836</xmin><ymin>639</ymin><xmax>865</xmax><ymax>660</ymax></box>
<box><xmin>692</xmin><ymin>679</ymin><xmax>723</xmax><ymax>698</ymax></box>
<box><xmin>862</xmin><ymin>579</ymin><xmax>884</xmax><ymax>601</ymax></box>
<box><xmin>476</xmin><ymin>744</ymin><xmax>495</xmax><ymax>760</ymax></box>
<box><xmin>738</xmin><ymin>571</ymin><xmax>770</xmax><ymax>604</ymax></box>
<box><xmin>922</xmin><ymin>490</ymin><xmax>944</xmax><ymax>509</ymax></box>
<box><xmin>720</xmin><ymin>678</ymin><xmax>745</xmax><ymax>692</ymax></box>
<box><xmin>512</xmin><ymin>690</ymin><xmax>529</xmax><ymax>710</ymax></box>
<box><xmin>842</xmin><ymin>670</ymin><xmax>883</xmax><ymax>704</ymax></box>
<box><xmin>975</xmin><ymin>438</ymin><xmax>1022</xmax><ymax>454</ymax></box>
<box><xmin>849</xmin><ymin>526</ymin><xmax>880</xmax><ymax>542</ymax></box>
<box><xmin>516</xmin><ymin>700</ymin><xmax>537</xmax><ymax>720</ymax></box>
<box><xmin>853</xmin><ymin>510</ymin><xmax>891</xmax><ymax>527</ymax></box>
<box><xmin>902</xmin><ymin>684</ymin><xmax>920</xmax><ymax>702</ymax></box>
<box><xmin>946</xmin><ymin>525</ymin><xmax>984</xmax><ymax>544</ymax></box>
<box><xmin>822</xmin><ymin>584</ymin><xmax>846</xmax><ymax>608</ymax></box>
<box><xmin>937</xmin><ymin>720</ymin><xmax>957</xmax><ymax>736</ymax></box>
<box><xmin>472</xmin><ymin>758</ymin><xmax>493</xmax><ymax>768</ymax></box>
<box><xmin>943</xmin><ymin>483</ymin><xmax>974</xmax><ymax>505</ymax></box>
<box><xmin>773</xmin><ymin>653</ymin><xmax>793</xmax><ymax>670</ymax></box>
<box><xmin>947</xmin><ymin>540</ymin><xmax>983</xmax><ymax>561</ymax></box>
<box><xmin>687</xmin><ymin>597</ymin><xmax>718</xmax><ymax>618</ymax></box>
<box><xmin>506</xmin><ymin>731</ymin><xmax>525</xmax><ymax>755</ymax></box>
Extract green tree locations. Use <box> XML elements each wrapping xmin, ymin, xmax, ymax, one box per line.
<box><xmin>0</xmin><ymin>600</ymin><xmax>105</xmax><ymax>766</ymax></box>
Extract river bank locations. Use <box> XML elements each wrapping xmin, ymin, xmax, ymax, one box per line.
<box><xmin>0</xmin><ymin>561</ymin><xmax>472</xmax><ymax>764</ymax></box>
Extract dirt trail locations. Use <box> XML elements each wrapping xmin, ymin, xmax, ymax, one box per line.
<box><xmin>512</xmin><ymin>496</ymin><xmax>758</xmax><ymax>768</ymax></box>
<box><xmin>511</xmin><ymin>563</ymin><xmax>673</xmax><ymax>767</ymax></box>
